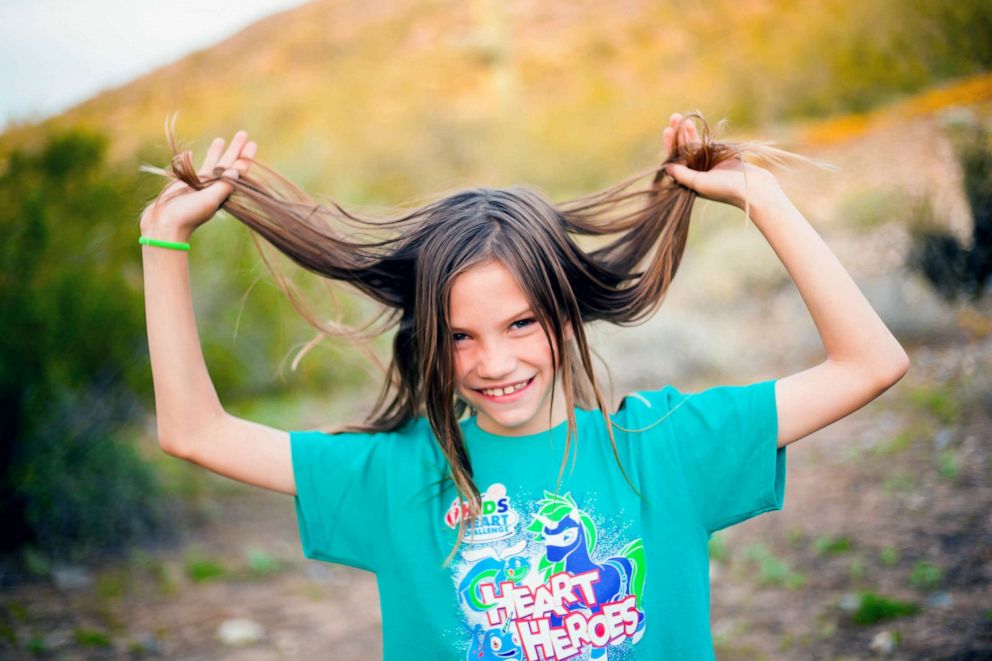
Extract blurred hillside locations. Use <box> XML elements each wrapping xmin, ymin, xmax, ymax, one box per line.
<box><xmin>1</xmin><ymin>0</ymin><xmax>990</xmax><ymax>198</ymax></box>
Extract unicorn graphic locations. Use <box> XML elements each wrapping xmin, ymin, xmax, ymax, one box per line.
<box><xmin>526</xmin><ymin>491</ymin><xmax>646</xmax><ymax>656</ymax></box>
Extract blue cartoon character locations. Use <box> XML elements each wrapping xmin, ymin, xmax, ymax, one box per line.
<box><xmin>466</xmin><ymin>622</ymin><xmax>522</xmax><ymax>660</ymax></box>
<box><xmin>458</xmin><ymin>542</ymin><xmax>531</xmax><ymax>613</ymax></box>
<box><xmin>526</xmin><ymin>492</ymin><xmax>647</xmax><ymax>654</ymax></box>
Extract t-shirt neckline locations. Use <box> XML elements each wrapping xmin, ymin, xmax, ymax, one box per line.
<box><xmin>463</xmin><ymin>410</ymin><xmax>580</xmax><ymax>444</ymax></box>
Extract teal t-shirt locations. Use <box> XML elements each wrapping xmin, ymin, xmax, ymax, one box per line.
<box><xmin>291</xmin><ymin>379</ymin><xmax>786</xmax><ymax>660</ymax></box>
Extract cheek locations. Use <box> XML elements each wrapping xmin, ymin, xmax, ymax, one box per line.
<box><xmin>524</xmin><ymin>338</ymin><xmax>557</xmax><ymax>369</ymax></box>
<box><xmin>452</xmin><ymin>351</ymin><xmax>471</xmax><ymax>386</ymax></box>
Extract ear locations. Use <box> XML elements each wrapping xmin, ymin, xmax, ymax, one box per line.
<box><xmin>564</xmin><ymin>320</ymin><xmax>575</xmax><ymax>342</ymax></box>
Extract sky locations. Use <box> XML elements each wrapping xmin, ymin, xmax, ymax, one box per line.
<box><xmin>0</xmin><ymin>0</ymin><xmax>313</xmax><ymax>131</ymax></box>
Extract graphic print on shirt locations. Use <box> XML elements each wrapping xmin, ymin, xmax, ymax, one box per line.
<box><xmin>448</xmin><ymin>486</ymin><xmax>646</xmax><ymax>660</ymax></box>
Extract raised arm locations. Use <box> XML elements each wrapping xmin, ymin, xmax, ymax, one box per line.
<box><xmin>663</xmin><ymin>113</ymin><xmax>910</xmax><ymax>449</ymax></box>
<box><xmin>140</xmin><ymin>131</ymin><xmax>295</xmax><ymax>495</ymax></box>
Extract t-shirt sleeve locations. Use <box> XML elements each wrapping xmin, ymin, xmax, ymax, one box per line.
<box><xmin>290</xmin><ymin>428</ymin><xmax>392</xmax><ymax>572</ymax></box>
<box><xmin>626</xmin><ymin>379</ymin><xmax>786</xmax><ymax>535</ymax></box>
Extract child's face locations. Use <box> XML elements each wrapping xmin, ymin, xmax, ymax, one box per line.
<box><xmin>449</xmin><ymin>259</ymin><xmax>572</xmax><ymax>436</ymax></box>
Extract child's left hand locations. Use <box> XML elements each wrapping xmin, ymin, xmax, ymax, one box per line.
<box><xmin>662</xmin><ymin>112</ymin><xmax>781</xmax><ymax>210</ymax></box>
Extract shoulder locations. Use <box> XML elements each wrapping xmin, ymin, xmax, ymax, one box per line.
<box><xmin>609</xmin><ymin>381</ymin><xmax>773</xmax><ymax>437</ymax></box>
<box><xmin>615</xmin><ymin>384</ymin><xmax>684</xmax><ymax>413</ymax></box>
<box><xmin>292</xmin><ymin>416</ymin><xmax>438</xmax><ymax>457</ymax></box>
<box><xmin>610</xmin><ymin>384</ymin><xmax>687</xmax><ymax>430</ymax></box>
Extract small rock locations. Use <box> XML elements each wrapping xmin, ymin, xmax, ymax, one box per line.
<box><xmin>306</xmin><ymin>563</ymin><xmax>330</xmax><ymax>583</ymax></box>
<box><xmin>51</xmin><ymin>564</ymin><xmax>93</xmax><ymax>591</ymax></box>
<box><xmin>925</xmin><ymin>591</ymin><xmax>953</xmax><ymax>609</ymax></box>
<box><xmin>129</xmin><ymin>632</ymin><xmax>162</xmax><ymax>656</ymax></box>
<box><xmin>906</xmin><ymin>493</ymin><xmax>929</xmax><ymax>511</ymax></box>
<box><xmin>938</xmin><ymin>105</ymin><xmax>977</xmax><ymax>130</ymax></box>
<box><xmin>838</xmin><ymin>592</ymin><xmax>860</xmax><ymax>612</ymax></box>
<box><xmin>933</xmin><ymin>427</ymin><xmax>952</xmax><ymax>450</ymax></box>
<box><xmin>216</xmin><ymin>618</ymin><xmax>265</xmax><ymax>646</ymax></box>
<box><xmin>870</xmin><ymin>629</ymin><xmax>897</xmax><ymax>655</ymax></box>
<box><xmin>711</xmin><ymin>618</ymin><xmax>734</xmax><ymax>639</ymax></box>
<box><xmin>42</xmin><ymin>628</ymin><xmax>71</xmax><ymax>649</ymax></box>
<box><xmin>273</xmin><ymin>631</ymin><xmax>300</xmax><ymax>656</ymax></box>
<box><xmin>325</xmin><ymin>565</ymin><xmax>353</xmax><ymax>586</ymax></box>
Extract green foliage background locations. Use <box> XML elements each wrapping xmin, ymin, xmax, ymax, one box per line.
<box><xmin>0</xmin><ymin>130</ymin><xmax>368</xmax><ymax>560</ymax></box>
<box><xmin>0</xmin><ymin>131</ymin><xmax>159</xmax><ymax>558</ymax></box>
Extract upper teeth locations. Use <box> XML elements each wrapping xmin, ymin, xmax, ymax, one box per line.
<box><xmin>482</xmin><ymin>380</ymin><xmax>529</xmax><ymax>397</ymax></box>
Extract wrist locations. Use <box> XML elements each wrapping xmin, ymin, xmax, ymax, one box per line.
<box><xmin>139</xmin><ymin>220</ymin><xmax>193</xmax><ymax>245</ymax></box>
<box><xmin>740</xmin><ymin>177</ymin><xmax>787</xmax><ymax>214</ymax></box>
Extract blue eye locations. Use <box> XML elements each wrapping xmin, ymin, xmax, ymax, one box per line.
<box><xmin>453</xmin><ymin>318</ymin><xmax>534</xmax><ymax>343</ymax></box>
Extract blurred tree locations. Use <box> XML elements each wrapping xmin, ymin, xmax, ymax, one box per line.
<box><xmin>702</xmin><ymin>0</ymin><xmax>992</xmax><ymax>124</ymax></box>
<box><xmin>0</xmin><ymin>129</ymin><xmax>165</xmax><ymax>559</ymax></box>
<box><xmin>908</xmin><ymin>112</ymin><xmax>992</xmax><ymax>301</ymax></box>
<box><xmin>0</xmin><ymin>127</ymin><xmax>376</xmax><ymax>560</ymax></box>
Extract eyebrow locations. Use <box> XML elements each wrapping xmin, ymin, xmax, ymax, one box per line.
<box><xmin>450</xmin><ymin>308</ymin><xmax>534</xmax><ymax>332</ymax></box>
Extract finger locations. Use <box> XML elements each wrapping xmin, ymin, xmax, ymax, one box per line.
<box><xmin>685</xmin><ymin>120</ymin><xmax>699</xmax><ymax>144</ymax></box>
<box><xmin>225</xmin><ymin>142</ymin><xmax>256</xmax><ymax>185</ymax></box>
<box><xmin>666</xmin><ymin>163</ymin><xmax>700</xmax><ymax>190</ymax></box>
<box><xmin>662</xmin><ymin>126</ymin><xmax>674</xmax><ymax>155</ymax></box>
<box><xmin>216</xmin><ymin>130</ymin><xmax>248</xmax><ymax>172</ymax></box>
<box><xmin>199</xmin><ymin>137</ymin><xmax>225</xmax><ymax>175</ymax></box>
<box><xmin>203</xmin><ymin>173</ymin><xmax>236</xmax><ymax>210</ymax></box>
<box><xmin>235</xmin><ymin>141</ymin><xmax>257</xmax><ymax>173</ymax></box>
<box><xmin>208</xmin><ymin>140</ymin><xmax>255</xmax><ymax>206</ymax></box>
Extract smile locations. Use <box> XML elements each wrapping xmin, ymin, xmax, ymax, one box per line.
<box><xmin>476</xmin><ymin>377</ymin><xmax>534</xmax><ymax>400</ymax></box>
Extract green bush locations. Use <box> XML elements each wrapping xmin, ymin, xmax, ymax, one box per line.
<box><xmin>907</xmin><ymin>111</ymin><xmax>992</xmax><ymax>301</ymax></box>
<box><xmin>909</xmin><ymin>562</ymin><xmax>943</xmax><ymax>591</ymax></box>
<box><xmin>185</xmin><ymin>552</ymin><xmax>227</xmax><ymax>583</ymax></box>
<box><xmin>879</xmin><ymin>547</ymin><xmax>900</xmax><ymax>566</ymax></box>
<box><xmin>813</xmin><ymin>536</ymin><xmax>854</xmax><ymax>555</ymax></box>
<box><xmin>907</xmin><ymin>385</ymin><xmax>960</xmax><ymax>426</ymax></box>
<box><xmin>74</xmin><ymin>628</ymin><xmax>112</xmax><ymax>647</ymax></box>
<box><xmin>0</xmin><ymin>129</ymin><xmax>168</xmax><ymax>559</ymax></box>
<box><xmin>853</xmin><ymin>592</ymin><xmax>920</xmax><ymax>625</ymax></box>
<box><xmin>708</xmin><ymin>532</ymin><xmax>729</xmax><ymax>563</ymax></box>
<box><xmin>16</xmin><ymin>388</ymin><xmax>167</xmax><ymax>561</ymax></box>
<box><xmin>742</xmin><ymin>543</ymin><xmax>806</xmax><ymax>589</ymax></box>
<box><xmin>0</xmin><ymin>127</ymin><xmax>362</xmax><ymax>560</ymax></box>
<box><xmin>245</xmin><ymin>548</ymin><xmax>283</xmax><ymax>578</ymax></box>
<box><xmin>704</xmin><ymin>0</ymin><xmax>992</xmax><ymax>124</ymax></box>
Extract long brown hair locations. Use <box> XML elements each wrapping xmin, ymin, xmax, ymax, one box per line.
<box><xmin>145</xmin><ymin>113</ymin><xmax>802</xmax><ymax>565</ymax></box>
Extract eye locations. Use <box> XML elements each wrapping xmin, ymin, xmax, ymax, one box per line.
<box><xmin>511</xmin><ymin>318</ymin><xmax>536</xmax><ymax>330</ymax></box>
<box><xmin>452</xmin><ymin>332</ymin><xmax>468</xmax><ymax>343</ymax></box>
<box><xmin>490</xmin><ymin>637</ymin><xmax>502</xmax><ymax>651</ymax></box>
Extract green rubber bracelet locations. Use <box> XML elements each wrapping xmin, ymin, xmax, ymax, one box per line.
<box><xmin>139</xmin><ymin>236</ymin><xmax>190</xmax><ymax>251</ymax></box>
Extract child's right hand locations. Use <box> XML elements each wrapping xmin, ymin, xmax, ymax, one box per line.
<box><xmin>139</xmin><ymin>130</ymin><xmax>257</xmax><ymax>241</ymax></box>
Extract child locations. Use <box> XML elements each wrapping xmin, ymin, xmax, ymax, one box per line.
<box><xmin>139</xmin><ymin>112</ymin><xmax>909</xmax><ymax>659</ymax></box>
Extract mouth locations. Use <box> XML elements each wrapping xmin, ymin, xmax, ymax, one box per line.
<box><xmin>474</xmin><ymin>376</ymin><xmax>535</xmax><ymax>402</ymax></box>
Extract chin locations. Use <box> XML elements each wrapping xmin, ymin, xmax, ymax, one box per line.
<box><xmin>489</xmin><ymin>408</ymin><xmax>546</xmax><ymax>434</ymax></box>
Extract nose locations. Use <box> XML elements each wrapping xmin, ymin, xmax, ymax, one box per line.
<box><xmin>476</xmin><ymin>339</ymin><xmax>517</xmax><ymax>380</ymax></box>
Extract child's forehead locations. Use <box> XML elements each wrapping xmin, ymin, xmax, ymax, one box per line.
<box><xmin>449</xmin><ymin>260</ymin><xmax>530</xmax><ymax>306</ymax></box>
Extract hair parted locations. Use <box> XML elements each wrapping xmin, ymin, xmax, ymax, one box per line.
<box><xmin>144</xmin><ymin>112</ymin><xmax>806</xmax><ymax>566</ymax></box>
